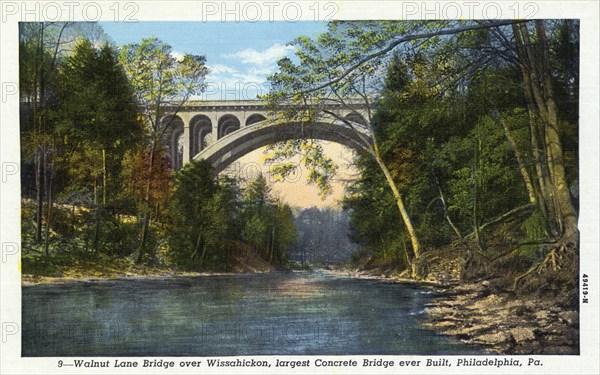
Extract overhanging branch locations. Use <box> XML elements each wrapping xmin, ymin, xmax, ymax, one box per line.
<box><xmin>299</xmin><ymin>20</ymin><xmax>517</xmax><ymax>95</ymax></box>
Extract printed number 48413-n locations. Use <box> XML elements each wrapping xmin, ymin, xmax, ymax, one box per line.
<box><xmin>582</xmin><ymin>274</ymin><xmax>589</xmax><ymax>303</ymax></box>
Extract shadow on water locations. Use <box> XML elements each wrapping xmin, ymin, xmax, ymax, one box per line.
<box><xmin>22</xmin><ymin>270</ymin><xmax>483</xmax><ymax>356</ymax></box>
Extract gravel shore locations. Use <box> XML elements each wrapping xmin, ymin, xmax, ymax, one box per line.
<box><xmin>327</xmin><ymin>267</ymin><xmax>579</xmax><ymax>354</ymax></box>
<box><xmin>422</xmin><ymin>282</ymin><xmax>579</xmax><ymax>354</ymax></box>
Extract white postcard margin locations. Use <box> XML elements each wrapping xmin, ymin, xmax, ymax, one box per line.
<box><xmin>1</xmin><ymin>1</ymin><xmax>598</xmax><ymax>374</ymax></box>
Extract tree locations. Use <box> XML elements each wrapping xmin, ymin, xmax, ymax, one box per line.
<box><xmin>57</xmin><ymin>40</ymin><xmax>141</xmax><ymax>206</ymax></box>
<box><xmin>272</xmin><ymin>204</ymin><xmax>297</xmax><ymax>266</ymax></box>
<box><xmin>122</xmin><ymin>146</ymin><xmax>174</xmax><ymax>221</ymax></box>
<box><xmin>265</xmin><ymin>20</ymin><xmax>578</xmax><ymax>270</ymax></box>
<box><xmin>264</xmin><ymin>21</ymin><xmax>514</xmax><ymax>262</ymax></box>
<box><xmin>240</xmin><ymin>174</ymin><xmax>273</xmax><ymax>258</ymax></box>
<box><xmin>20</xmin><ymin>22</ymin><xmax>72</xmax><ymax>246</ymax></box>
<box><xmin>511</xmin><ymin>21</ymin><xmax>578</xmax><ymax>245</ymax></box>
<box><xmin>19</xmin><ymin>22</ymin><xmax>114</xmax><ymax>254</ymax></box>
<box><xmin>40</xmin><ymin>40</ymin><xmax>142</xmax><ymax>255</ymax></box>
<box><xmin>239</xmin><ymin>175</ymin><xmax>297</xmax><ymax>265</ymax></box>
<box><xmin>168</xmin><ymin>160</ymin><xmax>230</xmax><ymax>270</ymax></box>
<box><xmin>416</xmin><ymin>20</ymin><xmax>579</xmax><ymax>248</ymax></box>
<box><xmin>119</xmin><ymin>38</ymin><xmax>208</xmax><ymax>262</ymax></box>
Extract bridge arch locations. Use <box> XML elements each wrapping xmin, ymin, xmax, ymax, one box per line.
<box><xmin>190</xmin><ymin>114</ymin><xmax>213</xmax><ymax>155</ymax></box>
<box><xmin>218</xmin><ymin>114</ymin><xmax>241</xmax><ymax>139</ymax></box>
<box><xmin>194</xmin><ymin>120</ymin><xmax>370</xmax><ymax>174</ymax></box>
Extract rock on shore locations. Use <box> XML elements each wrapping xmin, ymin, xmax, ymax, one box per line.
<box><xmin>422</xmin><ymin>282</ymin><xmax>579</xmax><ymax>354</ymax></box>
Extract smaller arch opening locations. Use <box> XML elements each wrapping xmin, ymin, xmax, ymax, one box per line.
<box><xmin>246</xmin><ymin>113</ymin><xmax>267</xmax><ymax>126</ymax></box>
<box><xmin>218</xmin><ymin>114</ymin><xmax>241</xmax><ymax>139</ymax></box>
<box><xmin>190</xmin><ymin>115</ymin><xmax>213</xmax><ymax>155</ymax></box>
<box><xmin>344</xmin><ymin>112</ymin><xmax>367</xmax><ymax>126</ymax></box>
<box><xmin>173</xmin><ymin>131</ymin><xmax>184</xmax><ymax>170</ymax></box>
<box><xmin>162</xmin><ymin>115</ymin><xmax>184</xmax><ymax>170</ymax></box>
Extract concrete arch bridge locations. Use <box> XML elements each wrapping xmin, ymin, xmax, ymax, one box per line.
<box><xmin>160</xmin><ymin>100</ymin><xmax>371</xmax><ymax>173</ymax></box>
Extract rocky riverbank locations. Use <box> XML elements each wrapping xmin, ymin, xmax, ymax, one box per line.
<box><xmin>422</xmin><ymin>282</ymin><xmax>579</xmax><ymax>354</ymax></box>
<box><xmin>328</xmin><ymin>265</ymin><xmax>578</xmax><ymax>355</ymax></box>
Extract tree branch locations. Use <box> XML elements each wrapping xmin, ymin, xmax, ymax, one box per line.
<box><xmin>299</xmin><ymin>20</ymin><xmax>517</xmax><ymax>95</ymax></box>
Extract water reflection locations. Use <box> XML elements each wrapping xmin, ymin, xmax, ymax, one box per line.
<box><xmin>22</xmin><ymin>271</ymin><xmax>481</xmax><ymax>356</ymax></box>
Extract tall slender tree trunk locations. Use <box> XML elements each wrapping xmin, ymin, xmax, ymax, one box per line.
<box><xmin>92</xmin><ymin>148</ymin><xmax>108</xmax><ymax>255</ymax></box>
<box><xmin>432</xmin><ymin>171</ymin><xmax>463</xmax><ymax>241</ymax></box>
<box><xmin>199</xmin><ymin>243</ymin><xmax>208</xmax><ymax>267</ymax></box>
<box><xmin>35</xmin><ymin>148</ymin><xmax>44</xmax><ymax>243</ymax></box>
<box><xmin>137</xmin><ymin>140</ymin><xmax>157</xmax><ymax>263</ymax></box>
<box><xmin>534</xmin><ymin>20</ymin><xmax>578</xmax><ymax>240</ymax></box>
<box><xmin>513</xmin><ymin>21</ymin><xmax>578</xmax><ymax>241</ymax></box>
<box><xmin>33</xmin><ymin>24</ymin><xmax>45</xmax><ymax>243</ymax></box>
<box><xmin>498</xmin><ymin>114</ymin><xmax>537</xmax><ymax>204</ymax></box>
<box><xmin>471</xmin><ymin>164</ymin><xmax>484</xmax><ymax>252</ymax></box>
<box><xmin>372</xmin><ymin>145</ymin><xmax>421</xmax><ymax>259</ymax></box>
<box><xmin>192</xmin><ymin>230</ymin><xmax>203</xmax><ymax>261</ymax></box>
<box><xmin>102</xmin><ymin>148</ymin><xmax>107</xmax><ymax>207</ymax></box>
<box><xmin>43</xmin><ymin>161</ymin><xmax>53</xmax><ymax>256</ymax></box>
<box><xmin>527</xmin><ymin>104</ymin><xmax>552</xmax><ymax>217</ymax></box>
<box><xmin>137</xmin><ymin>214</ymin><xmax>150</xmax><ymax>263</ymax></box>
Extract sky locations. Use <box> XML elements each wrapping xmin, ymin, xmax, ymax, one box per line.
<box><xmin>99</xmin><ymin>21</ymin><xmax>357</xmax><ymax>208</ymax></box>
<box><xmin>99</xmin><ymin>21</ymin><xmax>327</xmax><ymax>100</ymax></box>
<box><xmin>231</xmin><ymin>142</ymin><xmax>359</xmax><ymax>208</ymax></box>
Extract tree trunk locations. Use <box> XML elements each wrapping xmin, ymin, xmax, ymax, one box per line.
<box><xmin>136</xmin><ymin>213</ymin><xmax>150</xmax><ymax>263</ymax></box>
<box><xmin>35</xmin><ymin>148</ymin><xmax>44</xmax><ymax>243</ymax></box>
<box><xmin>498</xmin><ymin>114</ymin><xmax>537</xmax><ymax>204</ymax></box>
<box><xmin>43</xmin><ymin>162</ymin><xmax>53</xmax><ymax>256</ymax></box>
<box><xmin>372</xmin><ymin>146</ymin><xmax>421</xmax><ymax>259</ymax></box>
<box><xmin>199</xmin><ymin>242</ymin><xmax>208</xmax><ymax>267</ymax></box>
<box><xmin>102</xmin><ymin>148</ymin><xmax>107</xmax><ymax>207</ymax></box>
<box><xmin>191</xmin><ymin>229</ymin><xmax>203</xmax><ymax>261</ymax></box>
<box><xmin>432</xmin><ymin>171</ymin><xmax>463</xmax><ymax>241</ymax></box>
<box><xmin>471</xmin><ymin>164</ymin><xmax>484</xmax><ymax>252</ymax></box>
<box><xmin>534</xmin><ymin>20</ymin><xmax>578</xmax><ymax>240</ymax></box>
<box><xmin>513</xmin><ymin>21</ymin><xmax>578</xmax><ymax>241</ymax></box>
<box><xmin>137</xmin><ymin>141</ymin><xmax>157</xmax><ymax>263</ymax></box>
<box><xmin>92</xmin><ymin>209</ymin><xmax>101</xmax><ymax>254</ymax></box>
<box><xmin>527</xmin><ymin>103</ymin><xmax>552</xmax><ymax>218</ymax></box>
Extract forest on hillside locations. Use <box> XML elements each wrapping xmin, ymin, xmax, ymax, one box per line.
<box><xmin>20</xmin><ymin>20</ymin><xmax>579</xmax><ymax>299</ymax></box>
<box><xmin>20</xmin><ymin>23</ymin><xmax>296</xmax><ymax>275</ymax></box>
<box><xmin>264</xmin><ymin>20</ymin><xmax>579</xmax><ymax>297</ymax></box>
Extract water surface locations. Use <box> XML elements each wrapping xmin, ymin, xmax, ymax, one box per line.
<box><xmin>22</xmin><ymin>270</ymin><xmax>480</xmax><ymax>356</ymax></box>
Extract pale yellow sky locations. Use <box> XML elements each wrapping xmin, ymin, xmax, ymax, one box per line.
<box><xmin>228</xmin><ymin>141</ymin><xmax>359</xmax><ymax>208</ymax></box>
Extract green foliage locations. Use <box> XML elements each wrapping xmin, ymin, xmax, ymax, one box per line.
<box><xmin>242</xmin><ymin>213</ymin><xmax>269</xmax><ymax>251</ymax></box>
<box><xmin>239</xmin><ymin>175</ymin><xmax>297</xmax><ymax>266</ymax></box>
<box><xmin>167</xmin><ymin>160</ymin><xmax>229</xmax><ymax>271</ymax></box>
<box><xmin>121</xmin><ymin>145</ymin><xmax>174</xmax><ymax>214</ymax></box>
<box><xmin>55</xmin><ymin>40</ymin><xmax>142</xmax><ymax>203</ymax></box>
<box><xmin>521</xmin><ymin>210</ymin><xmax>548</xmax><ymax>242</ymax></box>
<box><xmin>345</xmin><ymin>42</ymin><xmax>533</xmax><ymax>267</ymax></box>
<box><xmin>118</xmin><ymin>37</ymin><xmax>209</xmax><ymax>262</ymax></box>
<box><xmin>166</xmin><ymin>165</ymin><xmax>296</xmax><ymax>271</ymax></box>
<box><xmin>119</xmin><ymin>37</ymin><xmax>208</xmax><ymax>136</ymax></box>
<box><xmin>19</xmin><ymin>20</ymin><xmax>578</xmax><ymax>287</ymax></box>
<box><xmin>439</xmin><ymin>115</ymin><xmax>528</xmax><ymax>232</ymax></box>
<box><xmin>21</xmin><ymin>199</ymin><xmax>142</xmax><ymax>274</ymax></box>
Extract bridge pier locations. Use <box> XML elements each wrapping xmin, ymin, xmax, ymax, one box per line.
<box><xmin>182</xmin><ymin>123</ymin><xmax>190</xmax><ymax>163</ymax></box>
